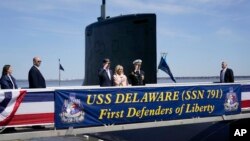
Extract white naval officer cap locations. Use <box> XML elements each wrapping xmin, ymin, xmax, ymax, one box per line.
<box><xmin>133</xmin><ymin>59</ymin><xmax>142</xmax><ymax>65</ymax></box>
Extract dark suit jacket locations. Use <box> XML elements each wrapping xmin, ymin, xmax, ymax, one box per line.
<box><xmin>0</xmin><ymin>75</ymin><xmax>18</xmax><ymax>89</ymax></box>
<box><xmin>128</xmin><ymin>70</ymin><xmax>145</xmax><ymax>86</ymax></box>
<box><xmin>220</xmin><ymin>68</ymin><xmax>234</xmax><ymax>83</ymax></box>
<box><xmin>98</xmin><ymin>68</ymin><xmax>113</xmax><ymax>87</ymax></box>
<box><xmin>28</xmin><ymin>66</ymin><xmax>46</xmax><ymax>88</ymax></box>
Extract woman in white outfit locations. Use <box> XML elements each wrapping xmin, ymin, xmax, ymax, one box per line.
<box><xmin>113</xmin><ymin>65</ymin><xmax>128</xmax><ymax>86</ymax></box>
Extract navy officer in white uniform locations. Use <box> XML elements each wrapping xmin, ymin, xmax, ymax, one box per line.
<box><xmin>129</xmin><ymin>59</ymin><xmax>145</xmax><ymax>86</ymax></box>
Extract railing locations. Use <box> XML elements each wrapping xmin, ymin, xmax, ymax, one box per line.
<box><xmin>1</xmin><ymin>82</ymin><xmax>250</xmax><ymax>140</ymax></box>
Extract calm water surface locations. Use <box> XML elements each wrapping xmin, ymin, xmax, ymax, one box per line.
<box><xmin>16</xmin><ymin>76</ymin><xmax>250</xmax><ymax>88</ymax></box>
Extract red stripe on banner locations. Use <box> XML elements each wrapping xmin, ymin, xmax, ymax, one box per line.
<box><xmin>7</xmin><ymin>113</ymin><xmax>54</xmax><ymax>126</ymax></box>
<box><xmin>0</xmin><ymin>90</ymin><xmax>27</xmax><ymax>126</ymax></box>
<box><xmin>242</xmin><ymin>100</ymin><xmax>250</xmax><ymax>108</ymax></box>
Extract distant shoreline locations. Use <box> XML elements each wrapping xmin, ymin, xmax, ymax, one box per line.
<box><xmin>12</xmin><ymin>76</ymin><xmax>250</xmax><ymax>88</ymax></box>
<box><xmin>15</xmin><ymin>76</ymin><xmax>250</xmax><ymax>81</ymax></box>
<box><xmin>159</xmin><ymin>76</ymin><xmax>250</xmax><ymax>79</ymax></box>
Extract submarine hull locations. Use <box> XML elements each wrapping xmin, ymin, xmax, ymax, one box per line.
<box><xmin>84</xmin><ymin>14</ymin><xmax>157</xmax><ymax>85</ymax></box>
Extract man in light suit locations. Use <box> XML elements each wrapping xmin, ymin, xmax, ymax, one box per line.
<box><xmin>98</xmin><ymin>58</ymin><xmax>113</xmax><ymax>87</ymax></box>
<box><xmin>28</xmin><ymin>57</ymin><xmax>46</xmax><ymax>88</ymax></box>
<box><xmin>220</xmin><ymin>61</ymin><xmax>234</xmax><ymax>83</ymax></box>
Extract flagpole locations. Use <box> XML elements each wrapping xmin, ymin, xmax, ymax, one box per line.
<box><xmin>59</xmin><ymin>59</ymin><xmax>61</xmax><ymax>86</ymax></box>
<box><xmin>161</xmin><ymin>52</ymin><xmax>168</xmax><ymax>59</ymax></box>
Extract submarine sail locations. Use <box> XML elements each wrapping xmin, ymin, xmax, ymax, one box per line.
<box><xmin>84</xmin><ymin>13</ymin><xmax>157</xmax><ymax>85</ymax></box>
<box><xmin>84</xmin><ymin>1</ymin><xmax>156</xmax><ymax>85</ymax></box>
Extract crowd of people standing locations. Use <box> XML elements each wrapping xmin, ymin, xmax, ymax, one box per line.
<box><xmin>0</xmin><ymin>57</ymin><xmax>234</xmax><ymax>90</ymax></box>
<box><xmin>0</xmin><ymin>56</ymin><xmax>46</xmax><ymax>90</ymax></box>
<box><xmin>98</xmin><ymin>58</ymin><xmax>145</xmax><ymax>87</ymax></box>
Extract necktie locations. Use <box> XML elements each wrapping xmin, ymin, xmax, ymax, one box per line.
<box><xmin>106</xmin><ymin>69</ymin><xmax>111</xmax><ymax>80</ymax></box>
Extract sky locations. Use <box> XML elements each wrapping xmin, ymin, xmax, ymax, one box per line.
<box><xmin>0</xmin><ymin>0</ymin><xmax>250</xmax><ymax>80</ymax></box>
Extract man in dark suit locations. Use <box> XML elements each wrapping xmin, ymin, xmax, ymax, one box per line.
<box><xmin>28</xmin><ymin>57</ymin><xmax>46</xmax><ymax>88</ymax></box>
<box><xmin>220</xmin><ymin>61</ymin><xmax>234</xmax><ymax>83</ymax></box>
<box><xmin>98</xmin><ymin>58</ymin><xmax>113</xmax><ymax>87</ymax></box>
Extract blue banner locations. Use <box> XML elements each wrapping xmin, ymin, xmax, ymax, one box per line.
<box><xmin>55</xmin><ymin>84</ymin><xmax>241</xmax><ymax>128</ymax></box>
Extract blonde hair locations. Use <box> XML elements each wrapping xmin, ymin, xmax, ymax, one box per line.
<box><xmin>115</xmin><ymin>65</ymin><xmax>124</xmax><ymax>75</ymax></box>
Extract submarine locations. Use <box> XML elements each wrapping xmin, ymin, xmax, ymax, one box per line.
<box><xmin>1</xmin><ymin>2</ymin><xmax>250</xmax><ymax>141</ymax></box>
<box><xmin>84</xmin><ymin>0</ymin><xmax>156</xmax><ymax>85</ymax></box>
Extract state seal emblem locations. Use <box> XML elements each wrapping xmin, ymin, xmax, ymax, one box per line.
<box><xmin>224</xmin><ymin>87</ymin><xmax>239</xmax><ymax>112</ymax></box>
<box><xmin>60</xmin><ymin>93</ymin><xmax>84</xmax><ymax>123</ymax></box>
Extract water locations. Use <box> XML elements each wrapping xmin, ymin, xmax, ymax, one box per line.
<box><xmin>158</xmin><ymin>76</ymin><xmax>250</xmax><ymax>83</ymax></box>
<box><xmin>16</xmin><ymin>76</ymin><xmax>250</xmax><ymax>88</ymax></box>
<box><xmin>17</xmin><ymin>79</ymin><xmax>84</xmax><ymax>88</ymax></box>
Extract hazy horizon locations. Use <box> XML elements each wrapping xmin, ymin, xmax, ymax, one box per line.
<box><xmin>15</xmin><ymin>75</ymin><xmax>250</xmax><ymax>81</ymax></box>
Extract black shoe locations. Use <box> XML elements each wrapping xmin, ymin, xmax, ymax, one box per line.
<box><xmin>2</xmin><ymin>127</ymin><xmax>16</xmax><ymax>133</ymax></box>
<box><xmin>32</xmin><ymin>125</ymin><xmax>45</xmax><ymax>129</ymax></box>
